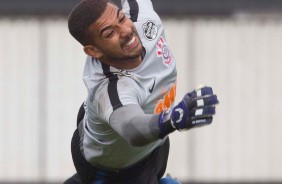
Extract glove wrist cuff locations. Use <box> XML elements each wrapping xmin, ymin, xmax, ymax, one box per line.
<box><xmin>158</xmin><ymin>110</ymin><xmax>175</xmax><ymax>139</ymax></box>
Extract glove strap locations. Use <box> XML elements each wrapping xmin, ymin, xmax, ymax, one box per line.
<box><xmin>158</xmin><ymin>109</ymin><xmax>175</xmax><ymax>139</ymax></box>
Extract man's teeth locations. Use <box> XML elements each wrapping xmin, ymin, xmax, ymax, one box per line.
<box><xmin>126</xmin><ymin>36</ymin><xmax>135</xmax><ymax>47</ymax></box>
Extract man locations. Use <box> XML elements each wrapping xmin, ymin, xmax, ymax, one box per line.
<box><xmin>65</xmin><ymin>0</ymin><xmax>219</xmax><ymax>183</ymax></box>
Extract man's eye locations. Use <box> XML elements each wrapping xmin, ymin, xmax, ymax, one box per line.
<box><xmin>119</xmin><ymin>15</ymin><xmax>125</xmax><ymax>22</ymax></box>
<box><xmin>105</xmin><ymin>31</ymin><xmax>114</xmax><ymax>38</ymax></box>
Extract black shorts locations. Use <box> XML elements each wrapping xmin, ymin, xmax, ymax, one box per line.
<box><xmin>71</xmin><ymin>128</ymin><xmax>170</xmax><ymax>184</ymax></box>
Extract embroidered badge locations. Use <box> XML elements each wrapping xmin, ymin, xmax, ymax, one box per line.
<box><xmin>156</xmin><ymin>36</ymin><xmax>172</xmax><ymax>66</ymax></box>
<box><xmin>142</xmin><ymin>20</ymin><xmax>158</xmax><ymax>40</ymax></box>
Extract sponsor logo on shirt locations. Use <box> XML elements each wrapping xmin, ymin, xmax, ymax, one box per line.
<box><xmin>142</xmin><ymin>20</ymin><xmax>158</xmax><ymax>40</ymax></box>
<box><xmin>156</xmin><ymin>37</ymin><xmax>172</xmax><ymax>67</ymax></box>
<box><xmin>154</xmin><ymin>83</ymin><xmax>176</xmax><ymax>114</ymax></box>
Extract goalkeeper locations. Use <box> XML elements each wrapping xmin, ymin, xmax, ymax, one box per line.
<box><xmin>65</xmin><ymin>0</ymin><xmax>219</xmax><ymax>183</ymax></box>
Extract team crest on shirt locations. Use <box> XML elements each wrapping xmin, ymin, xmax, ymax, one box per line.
<box><xmin>142</xmin><ymin>20</ymin><xmax>158</xmax><ymax>40</ymax></box>
<box><xmin>156</xmin><ymin>36</ymin><xmax>172</xmax><ymax>66</ymax></box>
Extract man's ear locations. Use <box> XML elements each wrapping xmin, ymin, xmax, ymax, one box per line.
<box><xmin>84</xmin><ymin>45</ymin><xmax>103</xmax><ymax>59</ymax></box>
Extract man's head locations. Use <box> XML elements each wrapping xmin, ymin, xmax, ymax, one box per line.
<box><xmin>68</xmin><ymin>0</ymin><xmax>143</xmax><ymax>69</ymax></box>
<box><xmin>68</xmin><ymin>0</ymin><xmax>108</xmax><ymax>46</ymax></box>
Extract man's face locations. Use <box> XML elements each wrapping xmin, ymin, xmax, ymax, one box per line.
<box><xmin>86</xmin><ymin>3</ymin><xmax>143</xmax><ymax>69</ymax></box>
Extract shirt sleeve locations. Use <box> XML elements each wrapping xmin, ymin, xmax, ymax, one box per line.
<box><xmin>95</xmin><ymin>76</ymin><xmax>145</xmax><ymax>123</ymax></box>
<box><xmin>109</xmin><ymin>104</ymin><xmax>161</xmax><ymax>146</ymax></box>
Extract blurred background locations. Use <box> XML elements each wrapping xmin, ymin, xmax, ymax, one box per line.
<box><xmin>1</xmin><ymin>0</ymin><xmax>282</xmax><ymax>183</ymax></box>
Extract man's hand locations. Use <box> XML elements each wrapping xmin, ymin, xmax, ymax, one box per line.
<box><xmin>158</xmin><ymin>86</ymin><xmax>219</xmax><ymax>138</ymax></box>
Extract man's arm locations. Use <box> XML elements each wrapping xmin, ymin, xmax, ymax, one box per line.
<box><xmin>109</xmin><ymin>104</ymin><xmax>160</xmax><ymax>146</ymax></box>
<box><xmin>109</xmin><ymin>86</ymin><xmax>219</xmax><ymax>146</ymax></box>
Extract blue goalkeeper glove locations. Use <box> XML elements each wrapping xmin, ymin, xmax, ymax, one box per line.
<box><xmin>158</xmin><ymin>86</ymin><xmax>219</xmax><ymax>138</ymax></box>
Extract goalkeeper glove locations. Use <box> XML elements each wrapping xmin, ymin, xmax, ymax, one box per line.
<box><xmin>158</xmin><ymin>86</ymin><xmax>219</xmax><ymax>138</ymax></box>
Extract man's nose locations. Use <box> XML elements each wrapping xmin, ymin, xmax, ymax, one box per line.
<box><xmin>119</xmin><ymin>25</ymin><xmax>132</xmax><ymax>38</ymax></box>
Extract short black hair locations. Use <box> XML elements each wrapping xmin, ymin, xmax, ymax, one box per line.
<box><xmin>68</xmin><ymin>0</ymin><xmax>109</xmax><ymax>46</ymax></box>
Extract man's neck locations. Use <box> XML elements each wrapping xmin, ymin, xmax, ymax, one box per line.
<box><xmin>101</xmin><ymin>56</ymin><xmax>142</xmax><ymax>70</ymax></box>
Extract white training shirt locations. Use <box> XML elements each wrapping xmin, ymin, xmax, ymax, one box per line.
<box><xmin>81</xmin><ymin>0</ymin><xmax>177</xmax><ymax>169</ymax></box>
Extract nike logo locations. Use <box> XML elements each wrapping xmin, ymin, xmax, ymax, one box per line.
<box><xmin>149</xmin><ymin>78</ymin><xmax>156</xmax><ymax>93</ymax></box>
